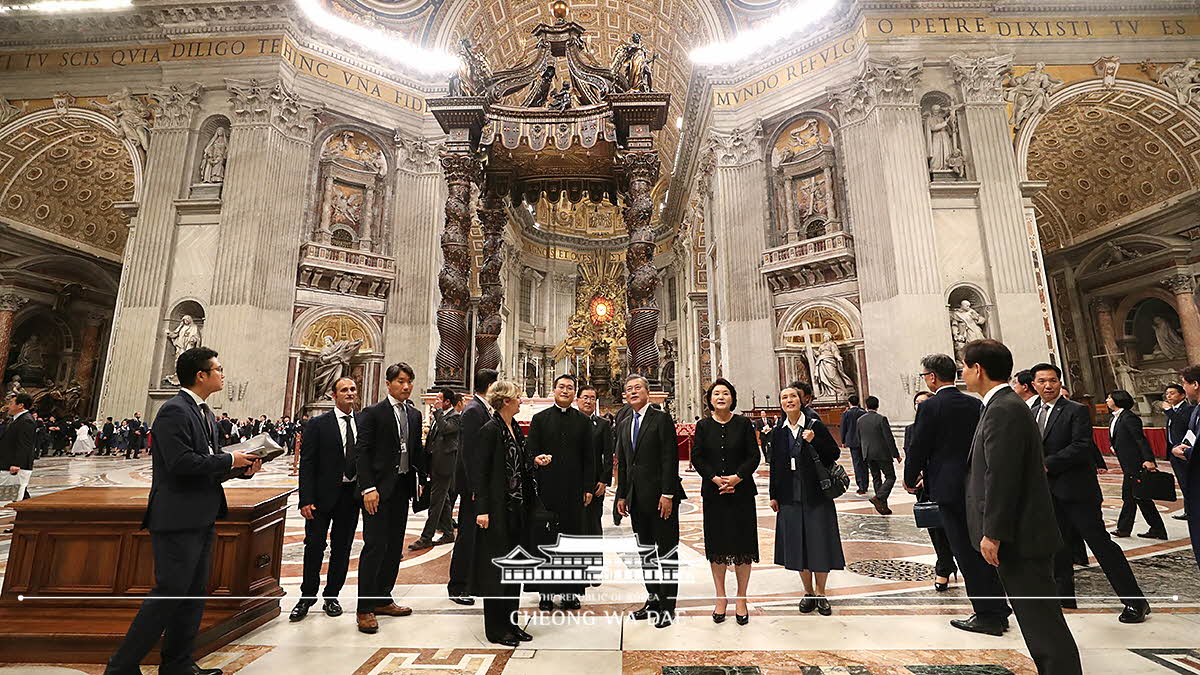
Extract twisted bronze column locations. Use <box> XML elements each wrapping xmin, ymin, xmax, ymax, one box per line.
<box><xmin>474</xmin><ymin>187</ymin><xmax>506</xmax><ymax>372</ymax></box>
<box><xmin>434</xmin><ymin>152</ymin><xmax>481</xmax><ymax>388</ymax></box>
<box><xmin>623</xmin><ymin>151</ymin><xmax>661</xmax><ymax>384</ymax></box>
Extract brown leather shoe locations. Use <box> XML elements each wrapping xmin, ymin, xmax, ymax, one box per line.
<box><xmin>374</xmin><ymin>603</ymin><xmax>413</xmax><ymax>617</ymax></box>
<box><xmin>356</xmin><ymin>613</ymin><xmax>378</xmax><ymax>634</ymax></box>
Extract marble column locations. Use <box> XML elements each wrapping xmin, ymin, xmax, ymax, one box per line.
<box><xmin>951</xmin><ymin>54</ymin><xmax>1049</xmax><ymax>362</ymax></box>
<box><xmin>205</xmin><ymin>79</ymin><xmax>320</xmax><ymax>415</ymax></box>
<box><xmin>0</xmin><ymin>292</ymin><xmax>28</xmax><ymax>381</ymax></box>
<box><xmin>99</xmin><ymin>83</ymin><xmax>202</xmax><ymax>419</ymax></box>
<box><xmin>75</xmin><ymin>312</ymin><xmax>106</xmax><ymax>411</ymax></box>
<box><xmin>831</xmin><ymin>58</ymin><xmax>948</xmax><ymax>418</ymax></box>
<box><xmin>432</xmin><ymin>150</ymin><xmax>480</xmax><ymax>390</ymax></box>
<box><xmin>1163</xmin><ymin>273</ymin><xmax>1200</xmax><ymax>365</ymax></box>
<box><xmin>386</xmin><ymin>132</ymin><xmax>447</xmax><ymax>390</ymax></box>
<box><xmin>706</xmin><ymin>125</ymin><xmax>776</xmax><ymax>403</ymax></box>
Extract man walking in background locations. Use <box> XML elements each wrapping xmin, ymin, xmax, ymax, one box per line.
<box><xmin>857</xmin><ymin>395</ymin><xmax>900</xmax><ymax>515</ymax></box>
<box><xmin>839</xmin><ymin>395</ymin><xmax>869</xmax><ymax>495</ymax></box>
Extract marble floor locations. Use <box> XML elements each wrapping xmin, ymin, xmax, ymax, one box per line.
<box><xmin>1</xmin><ymin>454</ymin><xmax>1197</xmax><ymax>674</ymax></box>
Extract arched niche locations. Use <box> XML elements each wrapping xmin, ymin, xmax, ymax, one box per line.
<box><xmin>919</xmin><ymin>90</ymin><xmax>967</xmax><ymax>181</ymax></box>
<box><xmin>775</xmin><ymin>301</ymin><xmax>861</xmax><ymax>396</ymax></box>
<box><xmin>159</xmin><ymin>299</ymin><xmax>206</xmax><ymax>386</ymax></box>
<box><xmin>947</xmin><ymin>284</ymin><xmax>991</xmax><ymax>365</ymax></box>
<box><xmin>189</xmin><ymin>114</ymin><xmax>231</xmax><ymax>197</ymax></box>
<box><xmin>287</xmin><ymin>306</ymin><xmax>384</xmax><ymax>416</ymax></box>
<box><xmin>7</xmin><ymin>307</ymin><xmax>74</xmax><ymax>389</ymax></box>
<box><xmin>765</xmin><ymin>112</ymin><xmax>841</xmax><ymax>247</ymax></box>
<box><xmin>309</xmin><ymin>127</ymin><xmax>391</xmax><ymax>254</ymax></box>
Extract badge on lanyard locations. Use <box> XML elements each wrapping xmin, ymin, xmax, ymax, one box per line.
<box><xmin>790</xmin><ymin>456</ymin><xmax>798</xmax><ymax>472</ymax></box>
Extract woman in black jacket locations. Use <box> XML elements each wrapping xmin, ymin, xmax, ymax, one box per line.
<box><xmin>691</xmin><ymin>378</ymin><xmax>760</xmax><ymax>625</ymax></box>
<box><xmin>1106</xmin><ymin>390</ymin><xmax>1167</xmax><ymax>539</ymax></box>
<box><xmin>768</xmin><ymin>380</ymin><xmax>843</xmax><ymax>616</ymax></box>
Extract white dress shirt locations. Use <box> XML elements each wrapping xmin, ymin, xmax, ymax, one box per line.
<box><xmin>1109</xmin><ymin>409</ymin><xmax>1123</xmax><ymax>444</ymax></box>
<box><xmin>981</xmin><ymin>383</ymin><xmax>1010</xmax><ymax>407</ymax></box>
<box><xmin>784</xmin><ymin>412</ymin><xmax>806</xmax><ymax>439</ymax></box>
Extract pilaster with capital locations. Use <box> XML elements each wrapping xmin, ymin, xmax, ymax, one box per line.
<box><xmin>0</xmin><ymin>292</ymin><xmax>28</xmax><ymax>382</ymax></box>
<box><xmin>75</xmin><ymin>312</ymin><xmax>107</xmax><ymax>409</ymax></box>
<box><xmin>1163</xmin><ymin>273</ymin><xmax>1200</xmax><ymax>364</ymax></box>
<box><xmin>829</xmin><ymin>57</ymin><xmax>924</xmax><ymax>125</ymax></box>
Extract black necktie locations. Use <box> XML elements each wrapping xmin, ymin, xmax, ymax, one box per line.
<box><xmin>199</xmin><ymin>402</ymin><xmax>216</xmax><ymax>452</ymax></box>
<box><xmin>343</xmin><ymin>415</ymin><xmax>356</xmax><ymax>480</ymax></box>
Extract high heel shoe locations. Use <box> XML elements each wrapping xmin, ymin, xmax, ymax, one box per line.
<box><xmin>934</xmin><ymin>571</ymin><xmax>957</xmax><ymax>593</ymax></box>
<box><xmin>712</xmin><ymin>612</ymin><xmax>726</xmax><ymax>623</ymax></box>
<box><xmin>735</xmin><ymin>614</ymin><xmax>749</xmax><ymax>625</ymax></box>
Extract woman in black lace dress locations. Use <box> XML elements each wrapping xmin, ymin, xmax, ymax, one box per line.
<box><xmin>692</xmin><ymin>378</ymin><xmax>761</xmax><ymax>625</ymax></box>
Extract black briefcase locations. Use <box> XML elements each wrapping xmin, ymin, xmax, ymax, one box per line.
<box><xmin>1133</xmin><ymin>469</ymin><xmax>1177</xmax><ymax>502</ymax></box>
<box><xmin>913</xmin><ymin>501</ymin><xmax>943</xmax><ymax>529</ymax></box>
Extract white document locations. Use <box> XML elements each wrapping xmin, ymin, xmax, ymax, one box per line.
<box><xmin>223</xmin><ymin>432</ymin><xmax>284</xmax><ymax>461</ymax></box>
<box><xmin>1185</xmin><ymin>430</ymin><xmax>1196</xmax><ymax>446</ymax></box>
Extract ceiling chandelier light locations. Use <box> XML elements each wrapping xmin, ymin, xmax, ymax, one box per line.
<box><xmin>689</xmin><ymin>0</ymin><xmax>838</xmax><ymax>67</ymax></box>
<box><xmin>0</xmin><ymin>0</ymin><xmax>131</xmax><ymax>13</ymax></box>
<box><xmin>294</xmin><ymin>0</ymin><xmax>459</xmax><ymax>76</ymax></box>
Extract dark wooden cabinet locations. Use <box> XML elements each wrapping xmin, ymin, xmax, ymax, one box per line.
<box><xmin>0</xmin><ymin>486</ymin><xmax>293</xmax><ymax>664</ymax></box>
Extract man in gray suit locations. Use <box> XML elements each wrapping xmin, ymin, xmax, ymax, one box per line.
<box><xmin>856</xmin><ymin>395</ymin><xmax>900</xmax><ymax>515</ymax></box>
<box><xmin>411</xmin><ymin>387</ymin><xmax>463</xmax><ymax>550</ymax></box>
<box><xmin>963</xmin><ymin>339</ymin><xmax>1082</xmax><ymax>675</ymax></box>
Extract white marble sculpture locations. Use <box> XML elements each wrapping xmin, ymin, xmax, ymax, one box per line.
<box><xmin>1151</xmin><ymin>315</ymin><xmax>1187</xmax><ymax>360</ymax></box>
<box><xmin>813</xmin><ymin>332</ymin><xmax>854</xmax><ymax>399</ymax></box>
<box><xmin>924</xmin><ymin>103</ymin><xmax>962</xmax><ymax>176</ymax></box>
<box><xmin>1004</xmin><ymin>62</ymin><xmax>1063</xmax><ymax>130</ymax></box>
<box><xmin>951</xmin><ymin>300</ymin><xmax>988</xmax><ymax>362</ymax></box>
<box><xmin>1156</xmin><ymin>58</ymin><xmax>1200</xmax><ymax>107</ymax></box>
<box><xmin>200</xmin><ymin>128</ymin><xmax>229</xmax><ymax>184</ymax></box>
<box><xmin>95</xmin><ymin>88</ymin><xmax>151</xmax><ymax>151</ymax></box>
<box><xmin>312</xmin><ymin>336</ymin><xmax>363</xmax><ymax>401</ymax></box>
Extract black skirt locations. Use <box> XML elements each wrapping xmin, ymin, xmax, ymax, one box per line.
<box><xmin>702</xmin><ymin>489</ymin><xmax>759</xmax><ymax>565</ymax></box>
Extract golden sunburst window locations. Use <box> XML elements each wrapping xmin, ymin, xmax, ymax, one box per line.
<box><xmin>590</xmin><ymin>296</ymin><xmax>613</xmax><ymax>324</ymax></box>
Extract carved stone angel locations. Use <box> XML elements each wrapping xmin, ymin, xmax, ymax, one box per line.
<box><xmin>1004</xmin><ymin>62</ymin><xmax>1063</xmax><ymax>130</ymax></box>
<box><xmin>95</xmin><ymin>88</ymin><xmax>151</xmax><ymax>151</ymax></box>
<box><xmin>448</xmin><ymin>38</ymin><xmax>493</xmax><ymax>98</ymax></box>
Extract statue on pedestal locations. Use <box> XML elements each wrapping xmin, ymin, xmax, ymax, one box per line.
<box><xmin>1150</xmin><ymin>315</ymin><xmax>1187</xmax><ymax>359</ymax></box>
<box><xmin>163</xmin><ymin>315</ymin><xmax>202</xmax><ymax>385</ymax></box>
<box><xmin>311</xmin><ymin>335</ymin><xmax>363</xmax><ymax>402</ymax></box>
<box><xmin>923</xmin><ymin>103</ymin><xmax>963</xmax><ymax>178</ymax></box>
<box><xmin>1004</xmin><ymin>62</ymin><xmax>1063</xmax><ymax>130</ymax></box>
<box><xmin>813</xmin><ymin>332</ymin><xmax>854</xmax><ymax>399</ymax></box>
<box><xmin>950</xmin><ymin>300</ymin><xmax>988</xmax><ymax>362</ymax></box>
<box><xmin>200</xmin><ymin>128</ymin><xmax>228</xmax><ymax>184</ymax></box>
<box><xmin>611</xmin><ymin>33</ymin><xmax>656</xmax><ymax>92</ymax></box>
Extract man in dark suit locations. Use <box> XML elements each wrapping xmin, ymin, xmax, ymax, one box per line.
<box><xmin>291</xmin><ymin>376</ymin><xmax>361</xmax><ymax>622</ymax></box>
<box><xmin>1030</xmin><ymin>363</ymin><xmax>1149</xmax><ymax>622</ymax></box>
<box><xmin>578</xmin><ymin>383</ymin><xmax>614</xmax><ymax>536</ymax></box>
<box><xmin>100</xmin><ymin>416</ymin><xmax>115</xmax><ymax>455</ymax></box>
<box><xmin>217</xmin><ymin>413</ymin><xmax>234</xmax><ymax>447</ymax></box>
<box><xmin>411</xmin><ymin>387</ymin><xmax>462</xmax><ymax>550</ymax></box>
<box><xmin>447</xmin><ymin>369</ymin><xmax>498</xmax><ymax>605</ymax></box>
<box><xmin>1</xmin><ymin>392</ymin><xmax>37</xmax><ymax>503</ymax></box>
<box><xmin>904</xmin><ymin>353</ymin><xmax>1012</xmax><ymax>635</ymax></box>
<box><xmin>1162</xmin><ymin>383</ymin><xmax>1193</xmax><ymax>522</ymax></box>
<box><xmin>839</xmin><ymin>395</ymin><xmax>869</xmax><ymax>495</ymax></box>
<box><xmin>857</xmin><ymin>395</ymin><xmax>900</xmax><ymax>515</ymax></box>
<box><xmin>106</xmin><ymin>347</ymin><xmax>259</xmax><ymax>675</ymax></box>
<box><xmin>1173</xmin><ymin>365</ymin><xmax>1200</xmax><ymax>570</ymax></box>
<box><xmin>354</xmin><ymin>362</ymin><xmax>426</xmax><ymax>634</ymax></box>
<box><xmin>128</xmin><ymin>412</ymin><xmax>146</xmax><ymax>458</ymax></box>
<box><xmin>964</xmin><ymin>341</ymin><xmax>1082</xmax><ymax>675</ymax></box>
<box><xmin>616</xmin><ymin>374</ymin><xmax>685</xmax><ymax>629</ymax></box>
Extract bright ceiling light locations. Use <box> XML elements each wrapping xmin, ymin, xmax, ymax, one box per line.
<box><xmin>295</xmin><ymin>0</ymin><xmax>459</xmax><ymax>76</ymax></box>
<box><xmin>689</xmin><ymin>0</ymin><xmax>838</xmax><ymax>66</ymax></box>
<box><xmin>0</xmin><ymin>0</ymin><xmax>130</xmax><ymax>12</ymax></box>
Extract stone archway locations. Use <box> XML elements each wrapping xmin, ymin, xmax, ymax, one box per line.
<box><xmin>287</xmin><ymin>307</ymin><xmax>384</xmax><ymax>416</ymax></box>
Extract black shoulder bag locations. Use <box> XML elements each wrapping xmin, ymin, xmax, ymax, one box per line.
<box><xmin>802</xmin><ymin>416</ymin><xmax>850</xmax><ymax>500</ymax></box>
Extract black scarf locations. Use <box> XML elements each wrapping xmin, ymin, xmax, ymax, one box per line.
<box><xmin>495</xmin><ymin>414</ymin><xmax>532</xmax><ymax>512</ymax></box>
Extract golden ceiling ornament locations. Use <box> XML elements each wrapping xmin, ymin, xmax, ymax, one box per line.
<box><xmin>301</xmin><ymin>313</ymin><xmax>375</xmax><ymax>353</ymax></box>
<box><xmin>790</xmin><ymin>306</ymin><xmax>853</xmax><ymax>344</ymax></box>
<box><xmin>589</xmin><ymin>295</ymin><xmax>614</xmax><ymax>323</ymax></box>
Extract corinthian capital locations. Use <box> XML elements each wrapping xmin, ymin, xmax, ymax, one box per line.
<box><xmin>393</xmin><ymin>129</ymin><xmax>442</xmax><ymax>174</ymax></box>
<box><xmin>0</xmin><ymin>292</ymin><xmax>28</xmax><ymax>312</ymax></box>
<box><xmin>225</xmin><ymin>78</ymin><xmax>322</xmax><ymax>140</ymax></box>
<box><xmin>708</xmin><ymin>120</ymin><xmax>764</xmax><ymax>167</ymax></box>
<box><xmin>950</xmin><ymin>54</ymin><xmax>1014</xmax><ymax>104</ymax></box>
<box><xmin>830</xmin><ymin>57</ymin><xmax>924</xmax><ymax>124</ymax></box>
<box><xmin>1162</xmin><ymin>273</ymin><xmax>1196</xmax><ymax>295</ymax></box>
<box><xmin>148</xmin><ymin>82</ymin><xmax>202</xmax><ymax>130</ymax></box>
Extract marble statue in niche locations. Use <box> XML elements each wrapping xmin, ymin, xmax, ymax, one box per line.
<box><xmin>1150</xmin><ymin>315</ymin><xmax>1187</xmax><ymax>360</ymax></box>
<box><xmin>95</xmin><ymin>88</ymin><xmax>151</xmax><ymax>151</ymax></box>
<box><xmin>1113</xmin><ymin>357</ymin><xmax>1141</xmax><ymax>395</ymax></box>
<box><xmin>13</xmin><ymin>335</ymin><xmax>46</xmax><ymax>380</ymax></box>
<box><xmin>923</xmin><ymin>102</ymin><xmax>964</xmax><ymax>179</ymax></box>
<box><xmin>1004</xmin><ymin>63</ymin><xmax>1063</xmax><ymax>131</ymax></box>
<box><xmin>163</xmin><ymin>315</ymin><xmax>202</xmax><ymax>384</ymax></box>
<box><xmin>950</xmin><ymin>299</ymin><xmax>988</xmax><ymax>363</ymax></box>
<box><xmin>312</xmin><ymin>335</ymin><xmax>363</xmax><ymax>402</ymax></box>
<box><xmin>200</xmin><ymin>127</ymin><xmax>229</xmax><ymax>184</ymax></box>
<box><xmin>813</xmin><ymin>332</ymin><xmax>854</xmax><ymax>399</ymax></box>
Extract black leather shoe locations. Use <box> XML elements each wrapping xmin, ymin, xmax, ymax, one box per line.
<box><xmin>1110</xmin><ymin>530</ymin><xmax>1131</xmax><ymax>538</ymax></box>
<box><xmin>488</xmin><ymin>633</ymin><xmax>519</xmax><ymax>647</ymax></box>
<box><xmin>1137</xmin><ymin>530</ymin><xmax>1168</xmax><ymax>540</ymax></box>
<box><xmin>950</xmin><ymin>614</ymin><xmax>1007</xmax><ymax>636</ymax></box>
<box><xmin>654</xmin><ymin>610</ymin><xmax>675</xmax><ymax>628</ymax></box>
<box><xmin>161</xmin><ymin>665</ymin><xmax>222</xmax><ymax>675</ymax></box>
<box><xmin>735</xmin><ymin>614</ymin><xmax>749</xmax><ymax>625</ymax></box>
<box><xmin>432</xmin><ymin>533</ymin><xmax>455</xmax><ymax>545</ymax></box>
<box><xmin>798</xmin><ymin>594</ymin><xmax>817</xmax><ymax>613</ymax></box>
<box><xmin>815</xmin><ymin>597</ymin><xmax>831</xmax><ymax>616</ymax></box>
<box><xmin>512</xmin><ymin>626</ymin><xmax>533</xmax><ymax>641</ymax></box>
<box><xmin>1172</xmin><ymin>513</ymin><xmax>1189</xmax><ymax>521</ymax></box>
<box><xmin>631</xmin><ymin>601</ymin><xmax>659</xmax><ymax>621</ymax></box>
<box><xmin>323</xmin><ymin>599</ymin><xmax>343</xmax><ymax>617</ymax></box>
<box><xmin>1119</xmin><ymin>603</ymin><xmax>1150</xmax><ymax>624</ymax></box>
<box><xmin>561</xmin><ymin>595</ymin><xmax>581</xmax><ymax>610</ymax></box>
<box><xmin>538</xmin><ymin>596</ymin><xmax>555</xmax><ymax>611</ymax></box>
<box><xmin>289</xmin><ymin>599</ymin><xmax>315</xmax><ymax>622</ymax></box>
<box><xmin>408</xmin><ymin>537</ymin><xmax>434</xmax><ymax>551</ymax></box>
<box><xmin>449</xmin><ymin>594</ymin><xmax>475</xmax><ymax>606</ymax></box>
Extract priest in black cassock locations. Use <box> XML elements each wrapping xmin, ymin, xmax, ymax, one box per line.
<box><xmin>525</xmin><ymin>373</ymin><xmax>596</xmax><ymax>611</ymax></box>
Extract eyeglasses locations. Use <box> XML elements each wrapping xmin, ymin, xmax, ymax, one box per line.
<box><xmin>918</xmin><ymin>372</ymin><xmax>933</xmax><ymax>377</ymax></box>
<box><xmin>202</xmin><ymin>366</ymin><xmax>224</xmax><ymax>373</ymax></box>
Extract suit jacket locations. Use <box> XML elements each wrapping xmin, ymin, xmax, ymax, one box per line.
<box><xmin>904</xmin><ymin>386</ymin><xmax>982</xmax><ymax>505</ymax></box>
<box><xmin>691</xmin><ymin>415</ymin><xmax>759</xmax><ymax>500</ymax></box>
<box><xmin>355</xmin><ymin>398</ymin><xmax>426</xmax><ymax>503</ymax></box>
<box><xmin>298</xmin><ymin>409</ymin><xmax>356</xmax><ymax>512</ymax></box>
<box><xmin>0</xmin><ymin>412</ymin><xmax>37</xmax><ymax>470</ymax></box>
<box><xmin>1109</xmin><ymin>410</ymin><xmax>1155</xmax><ymax>474</ymax></box>
<box><xmin>840</xmin><ymin>406</ymin><xmax>866</xmax><ymax>448</ymax></box>
<box><xmin>142</xmin><ymin>391</ymin><xmax>247</xmax><ymax>531</ymax></box>
<box><xmin>1165</xmin><ymin>401</ymin><xmax>1194</xmax><ymax>447</ymax></box>
<box><xmin>767</xmin><ymin>414</ymin><xmax>840</xmax><ymax>505</ymax></box>
<box><xmin>857</xmin><ymin>411</ymin><xmax>899</xmax><ymax>462</ymax></box>
<box><xmin>101</xmin><ymin>421</ymin><xmax>115</xmax><ymax>438</ymax></box>
<box><xmin>615</xmin><ymin>404</ymin><xmax>685</xmax><ymax>508</ymax></box>
<box><xmin>456</xmin><ymin>395</ymin><xmax>491</xmax><ymax>497</ymax></box>
<box><xmin>1037</xmin><ymin>397</ymin><xmax>1102</xmax><ymax>504</ymax></box>
<box><xmin>590</xmin><ymin>414</ymin><xmax>615</xmax><ymax>487</ymax></box>
<box><xmin>426</xmin><ymin>408</ymin><xmax>462</xmax><ymax>478</ymax></box>
<box><xmin>966</xmin><ymin>387</ymin><xmax>1062</xmax><ymax>558</ymax></box>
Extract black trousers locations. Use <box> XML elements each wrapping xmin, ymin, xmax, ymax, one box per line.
<box><xmin>357</xmin><ymin>481</ymin><xmax>410</xmax><ymax>614</ymax></box>
<box><xmin>1117</xmin><ymin>474</ymin><xmax>1166</xmax><ymax>535</ymax></box>
<box><xmin>1187</xmin><ymin>485</ymin><xmax>1200</xmax><ymax>571</ymax></box>
<box><xmin>1169</xmin><ymin>453</ymin><xmax>1190</xmax><ymax>515</ymax></box>
<box><xmin>940</xmin><ymin>500</ymin><xmax>1011</xmax><ymax>620</ymax></box>
<box><xmin>582</xmin><ymin>494</ymin><xmax>606</xmax><ymax>536</ymax></box>
<box><xmin>300</xmin><ymin>482</ymin><xmax>360</xmax><ymax>600</ymax></box>
<box><xmin>848</xmin><ymin>445</ymin><xmax>868</xmax><ymax>492</ymax></box>
<box><xmin>928</xmin><ymin>526</ymin><xmax>958</xmax><ymax>578</ymax></box>
<box><xmin>629</xmin><ymin>496</ymin><xmax>680</xmax><ymax>612</ymax></box>
<box><xmin>997</xmin><ymin>553</ymin><xmax>1083</xmax><ymax>675</ymax></box>
<box><xmin>867</xmin><ymin>459</ymin><xmax>896</xmax><ymax>503</ymax></box>
<box><xmin>1052</xmin><ymin>497</ymin><xmax>1144</xmax><ymax>606</ymax></box>
<box><xmin>447</xmin><ymin>492</ymin><xmax>477</xmax><ymax>596</ymax></box>
<box><xmin>420</xmin><ymin>472</ymin><xmax>455</xmax><ymax>539</ymax></box>
<box><xmin>107</xmin><ymin>527</ymin><xmax>214</xmax><ymax>674</ymax></box>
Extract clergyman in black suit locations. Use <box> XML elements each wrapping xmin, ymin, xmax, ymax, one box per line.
<box><xmin>1029</xmin><ymin>363</ymin><xmax>1149</xmax><ymax>623</ymax></box>
<box><xmin>291</xmin><ymin>376</ymin><xmax>362</xmax><ymax>622</ymax></box>
<box><xmin>616</xmin><ymin>374</ymin><xmax>686</xmax><ymax>629</ymax></box>
<box><xmin>411</xmin><ymin>387</ymin><xmax>462</xmax><ymax>550</ymax></box>
<box><xmin>106</xmin><ymin>347</ymin><xmax>259</xmax><ymax>675</ymax></box>
<box><xmin>128</xmin><ymin>412</ymin><xmax>146</xmax><ymax>457</ymax></box>
<box><xmin>447</xmin><ymin>368</ymin><xmax>499</xmax><ymax>605</ymax></box>
<box><xmin>1</xmin><ymin>392</ymin><xmax>37</xmax><ymax>502</ymax></box>
<box><xmin>1106</xmin><ymin>389</ymin><xmax>1167</xmax><ymax>539</ymax></box>
<box><xmin>1162</xmin><ymin>383</ymin><xmax>1193</xmax><ymax>521</ymax></box>
<box><xmin>963</xmin><ymin>341</ymin><xmax>1082</xmax><ymax>675</ymax></box>
<box><xmin>904</xmin><ymin>353</ymin><xmax>1012</xmax><ymax>636</ymax></box>
<box><xmin>354</xmin><ymin>362</ymin><xmax>426</xmax><ymax>633</ymax></box>
<box><xmin>578</xmin><ymin>382</ymin><xmax>614</xmax><ymax>536</ymax></box>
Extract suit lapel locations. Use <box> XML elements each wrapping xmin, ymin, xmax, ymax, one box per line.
<box><xmin>1041</xmin><ymin>398</ymin><xmax>1065</xmax><ymax>439</ymax></box>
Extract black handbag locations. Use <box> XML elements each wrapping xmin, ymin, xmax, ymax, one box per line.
<box><xmin>802</xmin><ymin>418</ymin><xmax>849</xmax><ymax>500</ymax></box>
<box><xmin>1133</xmin><ymin>468</ymin><xmax>1177</xmax><ymax>502</ymax></box>
<box><xmin>913</xmin><ymin>501</ymin><xmax>943</xmax><ymax>529</ymax></box>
